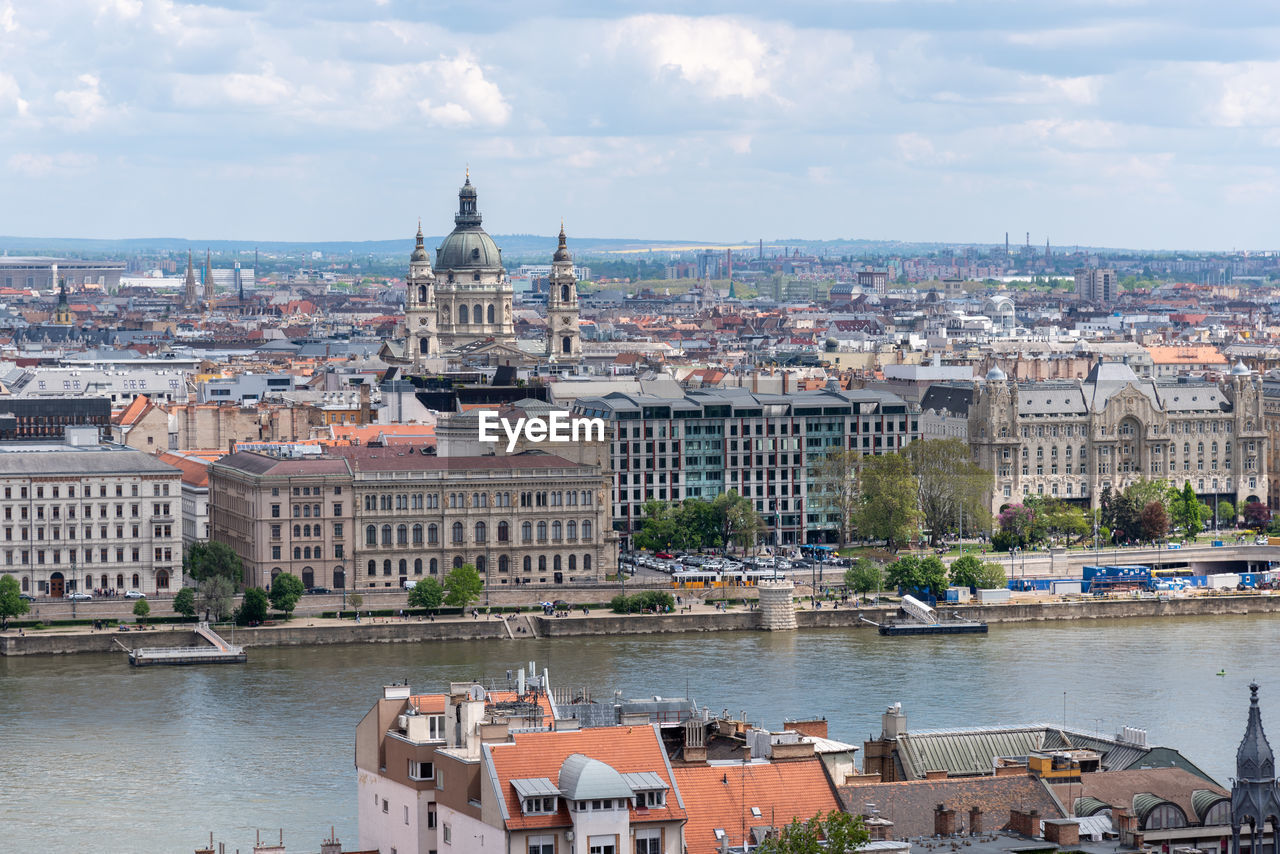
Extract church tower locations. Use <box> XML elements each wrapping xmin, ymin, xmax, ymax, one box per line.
<box><xmin>203</xmin><ymin>249</ymin><xmax>215</xmax><ymax>306</ymax></box>
<box><xmin>1231</xmin><ymin>683</ymin><xmax>1280</xmax><ymax>854</ymax></box>
<box><xmin>432</xmin><ymin>171</ymin><xmax>515</xmax><ymax>349</ymax></box>
<box><xmin>406</xmin><ymin>220</ymin><xmax>439</xmax><ymax>367</ymax></box>
<box><xmin>546</xmin><ymin>223</ymin><xmax>581</xmax><ymax>363</ymax></box>
<box><xmin>183</xmin><ymin>250</ymin><xmax>198</xmax><ymax>309</ymax></box>
<box><xmin>53</xmin><ymin>267</ymin><xmax>72</xmax><ymax>325</ymax></box>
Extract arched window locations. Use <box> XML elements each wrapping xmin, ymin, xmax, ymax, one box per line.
<box><xmin>458</xmin><ymin>304</ymin><xmax>469</xmax><ymax>324</ymax></box>
<box><xmin>116</xmin><ymin>573</ymin><xmax>124</xmax><ymax>589</ymax></box>
<box><xmin>397</xmin><ymin>524</ymin><xmax>408</xmax><ymax>545</ymax></box>
<box><xmin>473</xmin><ymin>304</ymin><xmax>483</xmax><ymax>324</ymax></box>
<box><xmin>366</xmin><ymin>525</ymin><xmax>377</xmax><ymax>545</ymax></box>
<box><xmin>294</xmin><ymin>524</ymin><xmax>301</xmax><ymax>537</ymax></box>
<box><xmin>381</xmin><ymin>524</ymin><xmax>392</xmax><ymax>546</ymax></box>
<box><xmin>429</xmin><ymin>558</ymin><xmax>438</xmax><ymax>575</ymax></box>
<box><xmin>304</xmin><ymin>524</ymin><xmax>312</xmax><ymax>537</ymax></box>
<box><xmin>428</xmin><ymin>523</ymin><xmax>438</xmax><ymax>544</ymax></box>
<box><xmin>100</xmin><ymin>574</ymin><xmax>108</xmax><ymax>589</ymax></box>
<box><xmin>537</xmin><ymin>521</ymin><xmax>547</xmax><ymax>541</ymax></box>
<box><xmin>538</xmin><ymin>555</ymin><xmax>547</xmax><ymax>571</ymax></box>
<box><xmin>498</xmin><ymin>521</ymin><xmax>509</xmax><ymax>542</ymax></box>
<box><xmin>553</xmin><ymin>555</ymin><xmax>562</xmax><ymax>571</ymax></box>
<box><xmin>561</xmin><ymin>284</ymin><xmax>569</xmax><ymax>301</ymax></box>
<box><xmin>367</xmin><ymin>559</ymin><xmax>376</xmax><ymax>577</ymax></box>
<box><xmin>452</xmin><ymin>521</ymin><xmax>464</xmax><ymax>543</ymax></box>
<box><xmin>584</xmin><ymin>554</ymin><xmax>592</xmax><ymax>572</ymax></box>
<box><xmin>301</xmin><ymin>567</ymin><xmax>314</xmax><ymax>589</ymax></box>
<box><xmin>566</xmin><ymin>520</ymin><xmax>577</xmax><ymax>540</ymax></box>
<box><xmin>523</xmin><ymin>556</ymin><xmax>532</xmax><ymax>572</ymax></box>
<box><xmin>414</xmin><ymin>558</ymin><xmax>423</xmax><ymax>575</ymax></box>
<box><xmin>419</xmin><ymin>338</ymin><xmax>428</xmax><ymax>354</ymax></box>
<box><xmin>453</xmin><ymin>556</ymin><xmax>463</xmax><ymax>569</ymax></box>
<box><xmin>569</xmin><ymin>554</ymin><xmax>577</xmax><ymax>571</ymax></box>
<box><xmin>303</xmin><ymin>546</ymin><xmax>311</xmax><ymax>559</ymax></box>
<box><xmin>293</xmin><ymin>547</ymin><xmax>302</xmax><ymax>559</ymax></box>
<box><xmin>487</xmin><ymin>303</ymin><xmax>495</xmax><ymax>324</ymax></box>
<box><xmin>20</xmin><ymin>575</ymin><xmax>28</xmax><ymax>591</ymax></box>
<box><xmin>132</xmin><ymin>573</ymin><xmax>140</xmax><ymax>588</ymax></box>
<box><xmin>418</xmin><ymin>285</ymin><xmax>426</xmax><ymax>301</ymax></box>
<box><xmin>498</xmin><ymin>555</ymin><xmax>509</xmax><ymax>573</ymax></box>
<box><xmin>303</xmin><ymin>505</ymin><xmax>310</xmax><ymax>517</ymax></box>
<box><xmin>155</xmin><ymin>569</ymin><xmax>170</xmax><ymax>590</ymax></box>
<box><xmin>552</xmin><ymin>521</ymin><xmax>562</xmax><ymax>541</ymax></box>
<box><xmin>475</xmin><ymin>521</ymin><xmax>487</xmax><ymax>543</ymax></box>
<box><xmin>476</xmin><ymin>555</ymin><xmax>486</xmax><ymax>574</ymax></box>
<box><xmin>582</xmin><ymin>520</ymin><xmax>592</xmax><ymax>540</ymax></box>
<box><xmin>522</xmin><ymin>521</ymin><xmax>532</xmax><ymax>542</ymax></box>
<box><xmin>383</xmin><ymin>560</ymin><xmax>392</xmax><ymax>576</ymax></box>
<box><xmin>398</xmin><ymin>559</ymin><xmax>407</xmax><ymax>576</ymax></box>
<box><xmin>563</xmin><ymin>336</ymin><xmax>572</xmax><ymax>354</ymax></box>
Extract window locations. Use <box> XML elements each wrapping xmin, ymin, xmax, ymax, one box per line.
<box><xmin>522</xmin><ymin>521</ymin><xmax>532</xmax><ymax>542</ymax></box>
<box><xmin>442</xmin><ymin>825</ymin><xmax>451</xmax><ymax>845</ymax></box>
<box><xmin>636</xmin><ymin>831</ymin><xmax>662</xmax><ymax>854</ymax></box>
<box><xmin>529</xmin><ymin>836</ymin><xmax>555</xmax><ymax>854</ymax></box>
<box><xmin>589</xmin><ymin>838</ymin><xmax>616</xmax><ymax>854</ymax></box>
<box><xmin>475</xmin><ymin>521</ymin><xmax>487</xmax><ymax>543</ymax></box>
<box><xmin>523</xmin><ymin>796</ymin><xmax>557</xmax><ymax>815</ymax></box>
<box><xmin>366</xmin><ymin>525</ymin><xmax>377</xmax><ymax>546</ymax></box>
<box><xmin>409</xmin><ymin>760</ymin><xmax>434</xmax><ymax>780</ymax></box>
<box><xmin>382</xmin><ymin>798</ymin><xmax>389</xmax><ymax>814</ymax></box>
<box><xmin>452</xmin><ymin>522</ymin><xmax>464</xmax><ymax>544</ymax></box>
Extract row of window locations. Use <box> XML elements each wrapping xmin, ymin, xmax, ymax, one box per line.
<box><xmin>6</xmin><ymin>571</ymin><xmax>164</xmax><ymax>593</ymax></box>
<box><xmin>3</xmin><ymin>546</ymin><xmax>173</xmax><ymax>565</ymax></box>
<box><xmin>1</xmin><ymin>483</ymin><xmax>171</xmax><ymax>500</ymax></box>
<box><xmin>365</xmin><ymin>552</ymin><xmax>595</xmax><ymax>577</ymax></box>
<box><xmin>363</xmin><ymin>520</ymin><xmax>595</xmax><ymax>547</ymax></box>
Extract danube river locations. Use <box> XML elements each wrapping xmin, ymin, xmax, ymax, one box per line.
<box><xmin>3</xmin><ymin>615</ymin><xmax>1276</xmax><ymax>853</ymax></box>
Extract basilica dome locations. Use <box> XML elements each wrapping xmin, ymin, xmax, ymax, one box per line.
<box><xmin>434</xmin><ymin>174</ymin><xmax>503</xmax><ymax>271</ymax></box>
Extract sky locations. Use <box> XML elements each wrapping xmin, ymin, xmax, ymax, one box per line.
<box><xmin>2</xmin><ymin>0</ymin><xmax>1280</xmax><ymax>249</ymax></box>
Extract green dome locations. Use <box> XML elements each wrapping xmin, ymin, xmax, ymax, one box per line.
<box><xmin>436</xmin><ymin>228</ymin><xmax>502</xmax><ymax>270</ymax></box>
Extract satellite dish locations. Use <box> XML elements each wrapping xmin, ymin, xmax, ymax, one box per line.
<box><xmin>469</xmin><ymin>684</ymin><xmax>486</xmax><ymax>702</ymax></box>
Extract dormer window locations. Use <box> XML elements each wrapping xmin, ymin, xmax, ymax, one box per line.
<box><xmin>523</xmin><ymin>796</ymin><xmax>557</xmax><ymax>815</ymax></box>
<box><xmin>512</xmin><ymin>778</ymin><xmax>560</xmax><ymax>815</ymax></box>
<box><xmin>636</xmin><ymin>789</ymin><xmax>666</xmax><ymax>809</ymax></box>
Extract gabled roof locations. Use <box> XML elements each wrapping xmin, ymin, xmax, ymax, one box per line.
<box><xmin>673</xmin><ymin>759</ymin><xmax>840</xmax><ymax>854</ymax></box>
<box><xmin>837</xmin><ymin>774</ymin><xmax>1064</xmax><ymax>839</ymax></box>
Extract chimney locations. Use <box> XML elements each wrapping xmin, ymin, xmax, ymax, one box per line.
<box><xmin>1010</xmin><ymin>808</ymin><xmax>1040</xmax><ymax>838</ymax></box>
<box><xmin>881</xmin><ymin>703</ymin><xmax>905</xmax><ymax>739</ymax></box>
<box><xmin>683</xmin><ymin>720</ymin><xmax>707</xmax><ymax>762</ymax></box>
<box><xmin>969</xmin><ymin>806</ymin><xmax>982</xmax><ymax>835</ymax></box>
<box><xmin>934</xmin><ymin>804</ymin><xmax>956</xmax><ymax>837</ymax></box>
<box><xmin>1043</xmin><ymin>820</ymin><xmax>1079</xmax><ymax>847</ymax></box>
<box><xmin>319</xmin><ymin>827</ymin><xmax>342</xmax><ymax>854</ymax></box>
<box><xmin>359</xmin><ymin>383</ymin><xmax>371</xmax><ymax>425</ymax></box>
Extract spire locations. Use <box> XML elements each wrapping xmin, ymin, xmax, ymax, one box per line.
<box><xmin>1238</xmin><ymin>683</ymin><xmax>1276</xmax><ymax>782</ymax></box>
<box><xmin>553</xmin><ymin>221</ymin><xmax>571</xmax><ymax>262</ymax></box>
<box><xmin>203</xmin><ymin>248</ymin><xmax>214</xmax><ymax>303</ymax></box>
<box><xmin>184</xmin><ymin>250</ymin><xmax>197</xmax><ymax>308</ymax></box>
<box><xmin>456</xmin><ymin>171</ymin><xmax>481</xmax><ymax>227</ymax></box>
<box><xmin>411</xmin><ymin>218</ymin><xmax>429</xmax><ymax>263</ymax></box>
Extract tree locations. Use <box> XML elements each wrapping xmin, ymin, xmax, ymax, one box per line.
<box><xmin>844</xmin><ymin>558</ymin><xmax>883</xmax><ymax>596</ymax></box>
<box><xmin>172</xmin><ymin>587</ymin><xmax>196</xmax><ymax>618</ymax></box>
<box><xmin>185</xmin><ymin>541</ymin><xmax>244</xmax><ymax>587</ymax></box>
<box><xmin>1139</xmin><ymin>501</ymin><xmax>1169</xmax><ymax>542</ymax></box>
<box><xmin>268</xmin><ymin>572</ymin><xmax>304</xmax><ymax>618</ymax></box>
<box><xmin>997</xmin><ymin>504</ymin><xmax>1037</xmax><ymax>549</ymax></box>
<box><xmin>904</xmin><ymin>439</ymin><xmax>993</xmax><ymax>546</ymax></box>
<box><xmin>855</xmin><ymin>453</ymin><xmax>918</xmax><ymax>551</ymax></box>
<box><xmin>407</xmin><ymin>577</ymin><xmax>445</xmax><ymax>610</ymax></box>
<box><xmin>886</xmin><ymin>555</ymin><xmax>947</xmax><ymax>597</ymax></box>
<box><xmin>1218</xmin><ymin>500</ymin><xmax>1236</xmax><ymax>528</ymax></box>
<box><xmin>443</xmin><ymin>564</ymin><xmax>484</xmax><ymax>608</ymax></box>
<box><xmin>1170</xmin><ymin>481</ymin><xmax>1202</xmax><ymax>537</ymax></box>
<box><xmin>197</xmin><ymin>576</ymin><xmax>234</xmax><ymax>622</ymax></box>
<box><xmin>714</xmin><ymin>490</ymin><xmax>764</xmax><ymax>552</ymax></box>
<box><xmin>0</xmin><ymin>574</ymin><xmax>29</xmax><ymax>629</ymax></box>
<box><xmin>1039</xmin><ymin>501</ymin><xmax>1089</xmax><ymax>545</ymax></box>
<box><xmin>948</xmin><ymin>554</ymin><xmax>985</xmax><ymax>589</ymax></box>
<box><xmin>973</xmin><ymin>561</ymin><xmax>1007</xmax><ymax>590</ymax></box>
<box><xmin>347</xmin><ymin>593</ymin><xmax>363</xmax><ymax>611</ymax></box>
<box><xmin>813</xmin><ymin>448</ymin><xmax>862</xmax><ymax>546</ymax></box>
<box><xmin>632</xmin><ymin>500</ymin><xmax>687</xmax><ymax>553</ymax></box>
<box><xmin>756</xmin><ymin>809</ymin><xmax>869</xmax><ymax>854</ymax></box>
<box><xmin>236</xmin><ymin>587</ymin><xmax>269</xmax><ymax>625</ymax></box>
<box><xmin>1245</xmin><ymin>501</ymin><xmax>1272</xmax><ymax>531</ymax></box>
<box><xmin>132</xmin><ymin>598</ymin><xmax>150</xmax><ymax>618</ymax></box>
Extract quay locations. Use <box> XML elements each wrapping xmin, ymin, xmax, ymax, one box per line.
<box><xmin>126</xmin><ymin>622</ymin><xmax>246</xmax><ymax>666</ymax></box>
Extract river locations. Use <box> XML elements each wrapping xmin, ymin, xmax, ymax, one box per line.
<box><xmin>1</xmin><ymin>615</ymin><xmax>1272</xmax><ymax>853</ymax></box>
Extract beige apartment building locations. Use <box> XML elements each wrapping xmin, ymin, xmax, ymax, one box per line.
<box><xmin>969</xmin><ymin>361</ymin><xmax>1267</xmax><ymax>515</ymax></box>
<box><xmin>209</xmin><ymin>447</ymin><xmax>614</xmax><ymax>591</ymax></box>
<box><xmin>0</xmin><ymin>431</ymin><xmax>184</xmax><ymax>598</ymax></box>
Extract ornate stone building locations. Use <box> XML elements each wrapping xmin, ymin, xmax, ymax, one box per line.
<box><xmin>545</xmin><ymin>224</ymin><xmax>581</xmax><ymax>363</ymax></box>
<box><xmin>405</xmin><ymin>222</ymin><xmax>440</xmax><ymax>369</ymax></box>
<box><xmin>430</xmin><ymin>173</ymin><xmax>515</xmax><ymax>350</ymax></box>
<box><xmin>968</xmin><ymin>360</ymin><xmax>1267</xmax><ymax>514</ymax></box>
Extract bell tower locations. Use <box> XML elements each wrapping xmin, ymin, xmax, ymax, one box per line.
<box><xmin>405</xmin><ymin>220</ymin><xmax>439</xmax><ymax>368</ymax></box>
<box><xmin>1231</xmin><ymin>683</ymin><xmax>1280</xmax><ymax>854</ymax></box>
<box><xmin>546</xmin><ymin>222</ymin><xmax>581</xmax><ymax>363</ymax></box>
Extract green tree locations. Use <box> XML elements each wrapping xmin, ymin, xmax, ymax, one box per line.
<box><xmin>268</xmin><ymin>572</ymin><xmax>304</xmax><ymax>618</ymax></box>
<box><xmin>973</xmin><ymin>560</ymin><xmax>1007</xmax><ymax>590</ymax></box>
<box><xmin>844</xmin><ymin>558</ymin><xmax>883</xmax><ymax>596</ymax></box>
<box><xmin>855</xmin><ymin>453</ymin><xmax>919</xmax><ymax>551</ymax></box>
<box><xmin>948</xmin><ymin>554</ymin><xmax>985</xmax><ymax>589</ymax></box>
<box><xmin>443</xmin><ymin>564</ymin><xmax>484</xmax><ymax>608</ymax></box>
<box><xmin>813</xmin><ymin>448</ymin><xmax>863</xmax><ymax>546</ymax></box>
<box><xmin>886</xmin><ymin>555</ymin><xmax>947</xmax><ymax>597</ymax></box>
<box><xmin>1218</xmin><ymin>500</ymin><xmax>1236</xmax><ymax>528</ymax></box>
<box><xmin>0</xmin><ymin>574</ymin><xmax>30</xmax><ymax>629</ymax></box>
<box><xmin>132</xmin><ymin>598</ymin><xmax>150</xmax><ymax>618</ymax></box>
<box><xmin>756</xmin><ymin>809</ymin><xmax>869</xmax><ymax>854</ymax></box>
<box><xmin>197</xmin><ymin>576</ymin><xmax>235</xmax><ymax>622</ymax></box>
<box><xmin>1171</xmin><ymin>481</ymin><xmax>1202</xmax><ymax>537</ymax></box>
<box><xmin>632</xmin><ymin>500</ymin><xmax>684</xmax><ymax>553</ymax></box>
<box><xmin>185</xmin><ymin>541</ymin><xmax>244</xmax><ymax>587</ymax></box>
<box><xmin>904</xmin><ymin>439</ymin><xmax>992</xmax><ymax>545</ymax></box>
<box><xmin>407</xmin><ymin>577</ymin><xmax>445</xmax><ymax>610</ymax></box>
<box><xmin>236</xmin><ymin>587</ymin><xmax>269</xmax><ymax>625</ymax></box>
<box><xmin>714</xmin><ymin>490</ymin><xmax>764</xmax><ymax>552</ymax></box>
<box><xmin>172</xmin><ymin>587</ymin><xmax>196</xmax><ymax>618</ymax></box>
<box><xmin>347</xmin><ymin>593</ymin><xmax>363</xmax><ymax>611</ymax></box>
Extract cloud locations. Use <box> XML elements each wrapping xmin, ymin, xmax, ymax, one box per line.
<box><xmin>1215</xmin><ymin>61</ymin><xmax>1280</xmax><ymax>127</ymax></box>
<box><xmin>7</xmin><ymin>152</ymin><xmax>98</xmax><ymax>177</ymax></box>
<box><xmin>895</xmin><ymin>132</ymin><xmax>956</xmax><ymax>165</ymax></box>
<box><xmin>0</xmin><ymin>72</ymin><xmax>28</xmax><ymax>116</ymax></box>
<box><xmin>0</xmin><ymin>3</ymin><xmax>16</xmax><ymax>33</ymax></box>
<box><xmin>416</xmin><ymin>53</ymin><xmax>510</xmax><ymax>127</ymax></box>
<box><xmin>611</xmin><ymin>15</ymin><xmax>777</xmax><ymax>99</ymax></box>
<box><xmin>53</xmin><ymin>74</ymin><xmax>107</xmax><ymax>125</ymax></box>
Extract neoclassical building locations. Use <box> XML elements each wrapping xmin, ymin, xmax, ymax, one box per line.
<box><xmin>969</xmin><ymin>360</ymin><xmax>1267</xmax><ymax>514</ymax></box>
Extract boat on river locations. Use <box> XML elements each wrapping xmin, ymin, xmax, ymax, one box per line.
<box><xmin>863</xmin><ymin>594</ymin><xmax>989</xmax><ymax>636</ymax></box>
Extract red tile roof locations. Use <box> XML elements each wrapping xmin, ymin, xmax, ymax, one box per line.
<box><xmin>156</xmin><ymin>452</ymin><xmax>211</xmax><ymax>488</ymax></box>
<box><xmin>674</xmin><ymin>759</ymin><xmax>839</xmax><ymax>854</ymax></box>
<box><xmin>485</xmin><ymin>726</ymin><xmax>686</xmax><ymax>831</ymax></box>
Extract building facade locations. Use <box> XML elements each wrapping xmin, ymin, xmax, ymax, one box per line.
<box><xmin>209</xmin><ymin>448</ymin><xmax>613</xmax><ymax>591</ymax></box>
<box><xmin>546</xmin><ymin>225</ymin><xmax>582</xmax><ymax>363</ymax></box>
<box><xmin>432</xmin><ymin>174</ymin><xmax>516</xmax><ymax>350</ymax></box>
<box><xmin>572</xmin><ymin>387</ymin><xmax>917</xmax><ymax>547</ymax></box>
<box><xmin>969</xmin><ymin>361</ymin><xmax>1267</xmax><ymax>514</ymax></box>
<box><xmin>1075</xmin><ymin>267</ymin><xmax>1117</xmax><ymax>305</ymax></box>
<box><xmin>0</xmin><ymin>433</ymin><xmax>184</xmax><ymax>598</ymax></box>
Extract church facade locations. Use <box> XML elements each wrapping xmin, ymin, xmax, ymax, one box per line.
<box><xmin>404</xmin><ymin>173</ymin><xmax>582</xmax><ymax>370</ymax></box>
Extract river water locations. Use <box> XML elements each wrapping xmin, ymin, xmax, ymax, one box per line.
<box><xmin>2</xmin><ymin>616</ymin><xmax>1274</xmax><ymax>853</ymax></box>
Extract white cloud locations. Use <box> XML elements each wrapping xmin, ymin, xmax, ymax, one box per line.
<box><xmin>54</xmin><ymin>73</ymin><xmax>107</xmax><ymax>125</ymax></box>
<box><xmin>1216</xmin><ymin>61</ymin><xmax>1280</xmax><ymax>127</ymax></box>
<box><xmin>0</xmin><ymin>72</ymin><xmax>28</xmax><ymax>116</ymax></box>
<box><xmin>612</xmin><ymin>15</ymin><xmax>777</xmax><ymax>99</ymax></box>
<box><xmin>7</xmin><ymin>152</ymin><xmax>97</xmax><ymax>177</ymax></box>
<box><xmin>95</xmin><ymin>0</ymin><xmax>142</xmax><ymax>21</ymax></box>
<box><xmin>894</xmin><ymin>132</ymin><xmax>957</xmax><ymax>165</ymax></box>
<box><xmin>728</xmin><ymin>135</ymin><xmax>752</xmax><ymax>155</ymax></box>
<box><xmin>0</xmin><ymin>3</ymin><xmax>17</xmax><ymax>33</ymax></box>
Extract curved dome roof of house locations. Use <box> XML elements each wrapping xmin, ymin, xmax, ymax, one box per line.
<box><xmin>985</xmin><ymin>365</ymin><xmax>1007</xmax><ymax>382</ymax></box>
<box><xmin>557</xmin><ymin>753</ymin><xmax>633</xmax><ymax>801</ymax></box>
<box><xmin>435</xmin><ymin>174</ymin><xmax>503</xmax><ymax>271</ymax></box>
<box><xmin>1231</xmin><ymin>360</ymin><xmax>1252</xmax><ymax>376</ymax></box>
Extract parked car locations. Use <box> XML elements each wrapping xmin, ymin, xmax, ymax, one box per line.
<box><xmin>655</xmin><ymin>551</ymin><xmax>675</xmax><ymax>559</ymax></box>
<box><xmin>306</xmin><ymin>586</ymin><xmax>331</xmax><ymax>595</ymax></box>
<box><xmin>67</xmin><ymin>592</ymin><xmax>93</xmax><ymax>601</ymax></box>
<box><xmin>124</xmin><ymin>590</ymin><xmax>146</xmax><ymax>599</ymax></box>
<box><xmin>19</xmin><ymin>593</ymin><xmax>35</xmax><ymax>602</ymax></box>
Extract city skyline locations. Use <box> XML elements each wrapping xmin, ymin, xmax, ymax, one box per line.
<box><xmin>2</xmin><ymin>2</ymin><xmax>1280</xmax><ymax>249</ymax></box>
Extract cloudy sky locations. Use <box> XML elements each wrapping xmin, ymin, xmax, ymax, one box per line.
<box><xmin>2</xmin><ymin>0</ymin><xmax>1279</xmax><ymax>248</ymax></box>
